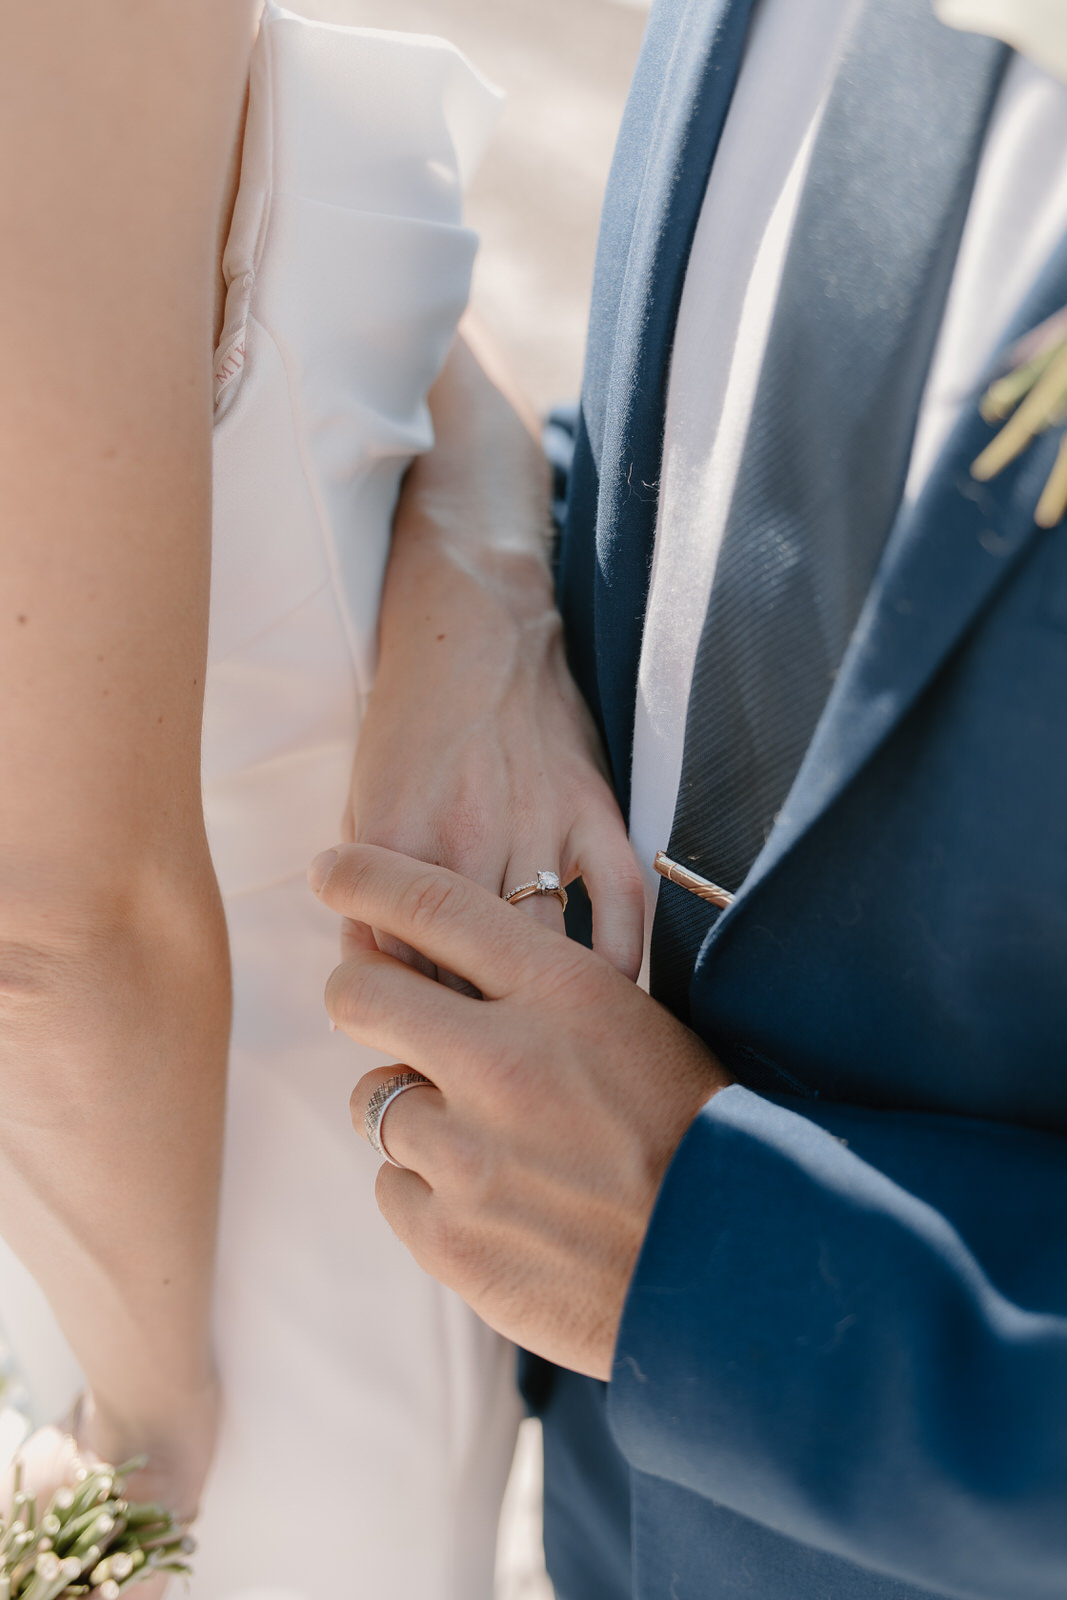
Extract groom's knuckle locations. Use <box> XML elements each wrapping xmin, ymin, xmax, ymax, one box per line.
<box><xmin>406</xmin><ymin>868</ymin><xmax>465</xmax><ymax>939</ymax></box>
<box><xmin>482</xmin><ymin>1036</ymin><xmax>533</xmax><ymax>1109</ymax></box>
<box><xmin>446</xmin><ymin>1124</ymin><xmax>496</xmax><ymax>1202</ymax></box>
<box><xmin>531</xmin><ymin>938</ymin><xmax>598</xmax><ymax>1007</ymax></box>
<box><xmin>334</xmin><ymin>843</ymin><xmax>376</xmax><ymax>902</ymax></box>
<box><xmin>580</xmin><ymin>957</ymin><xmax>619</xmax><ymax>1012</ymax></box>
<box><xmin>374</xmin><ymin>1164</ymin><xmax>409</xmax><ymax>1235</ymax></box>
<box><xmin>418</xmin><ymin>1205</ymin><xmax>460</xmax><ymax>1277</ymax></box>
<box><xmin>435</xmin><ymin>1215</ymin><xmax>484</xmax><ymax>1294</ymax></box>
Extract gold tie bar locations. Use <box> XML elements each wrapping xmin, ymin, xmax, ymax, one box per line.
<box><xmin>654</xmin><ymin>851</ymin><xmax>735</xmax><ymax>910</ymax></box>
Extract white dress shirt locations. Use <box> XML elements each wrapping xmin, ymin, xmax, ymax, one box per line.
<box><xmin>629</xmin><ymin>0</ymin><xmax>1067</xmax><ymax>983</ymax></box>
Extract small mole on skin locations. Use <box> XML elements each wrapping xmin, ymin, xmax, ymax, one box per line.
<box><xmin>158</xmin><ymin>716</ymin><xmax>164</xmax><ymax>725</ymax></box>
<box><xmin>16</xmin><ymin>614</ymin><xmax>27</xmax><ymax>626</ymax></box>
<box><xmin>436</xmin><ymin>633</ymin><xmax>446</xmax><ymax>642</ymax></box>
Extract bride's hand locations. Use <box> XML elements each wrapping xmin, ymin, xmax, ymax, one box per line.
<box><xmin>347</xmin><ymin>585</ymin><xmax>643</xmax><ymax>981</ymax></box>
<box><xmin>75</xmin><ymin>1388</ymin><xmax>218</xmax><ymax>1527</ymax></box>
<box><xmin>343</xmin><ymin>327</ymin><xmax>644</xmax><ymax>982</ymax></box>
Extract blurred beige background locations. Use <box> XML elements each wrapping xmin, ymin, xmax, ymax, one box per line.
<box><xmin>295</xmin><ymin>0</ymin><xmax>649</xmax><ymax>410</ymax></box>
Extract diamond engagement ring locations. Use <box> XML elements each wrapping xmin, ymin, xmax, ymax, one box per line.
<box><xmin>364</xmin><ymin>1071</ymin><xmax>434</xmax><ymax>1167</ymax></box>
<box><xmin>503</xmin><ymin>869</ymin><xmax>568</xmax><ymax>912</ymax></box>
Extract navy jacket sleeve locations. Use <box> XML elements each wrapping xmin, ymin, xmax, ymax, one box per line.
<box><xmin>609</xmin><ymin>1085</ymin><xmax>1067</xmax><ymax>1600</ymax></box>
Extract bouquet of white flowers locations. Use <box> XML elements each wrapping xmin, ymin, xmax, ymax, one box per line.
<box><xmin>0</xmin><ymin>1455</ymin><xmax>193</xmax><ymax>1600</ymax></box>
<box><xmin>0</xmin><ymin>1348</ymin><xmax>192</xmax><ymax>1600</ymax></box>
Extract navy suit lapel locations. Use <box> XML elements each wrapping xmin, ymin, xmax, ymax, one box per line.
<box><xmin>711</xmin><ymin>226</ymin><xmax>1067</xmax><ymax>937</ymax></box>
<box><xmin>566</xmin><ymin>0</ymin><xmax>756</xmax><ymax>815</ymax></box>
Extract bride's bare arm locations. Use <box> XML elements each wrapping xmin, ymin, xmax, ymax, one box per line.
<box><xmin>0</xmin><ymin>0</ymin><xmax>258</xmax><ymax>1507</ymax></box>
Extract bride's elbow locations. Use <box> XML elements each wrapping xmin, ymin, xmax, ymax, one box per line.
<box><xmin>0</xmin><ymin>872</ymin><xmax>230</xmax><ymax>1109</ymax></box>
<box><xmin>0</xmin><ymin>929</ymin><xmax>91</xmax><ymax>1038</ymax></box>
<box><xmin>0</xmin><ymin>922</ymin><xmax>123</xmax><ymax>1117</ymax></box>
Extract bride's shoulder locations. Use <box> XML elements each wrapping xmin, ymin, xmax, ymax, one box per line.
<box><xmin>214</xmin><ymin>0</ymin><xmax>501</xmax><ymax>423</ymax></box>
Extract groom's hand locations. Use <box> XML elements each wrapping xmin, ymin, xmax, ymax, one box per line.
<box><xmin>309</xmin><ymin>844</ymin><xmax>731</xmax><ymax>1380</ymax></box>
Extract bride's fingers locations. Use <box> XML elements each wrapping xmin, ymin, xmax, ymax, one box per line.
<box><xmin>570</xmin><ymin>818</ymin><xmax>645</xmax><ymax>981</ymax></box>
<box><xmin>500</xmin><ymin>854</ymin><xmax>568</xmax><ymax>936</ymax></box>
<box><xmin>436</xmin><ymin>965</ymin><xmax>484</xmax><ymax>997</ymax></box>
<box><xmin>339</xmin><ymin>911</ymin><xmax>439</xmax><ymax>981</ymax></box>
<box><xmin>373</xmin><ymin>928</ymin><xmax>437</xmax><ymax>981</ymax></box>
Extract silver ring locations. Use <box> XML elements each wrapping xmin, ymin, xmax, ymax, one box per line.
<box><xmin>364</xmin><ymin>1071</ymin><xmax>434</xmax><ymax>1167</ymax></box>
<box><xmin>503</xmin><ymin>869</ymin><xmax>568</xmax><ymax>912</ymax></box>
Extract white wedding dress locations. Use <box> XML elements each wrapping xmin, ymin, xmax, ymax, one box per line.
<box><xmin>0</xmin><ymin>6</ymin><xmax>522</xmax><ymax>1596</ymax></box>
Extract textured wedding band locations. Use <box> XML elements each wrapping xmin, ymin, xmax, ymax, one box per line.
<box><xmin>504</xmin><ymin>869</ymin><xmax>568</xmax><ymax>912</ymax></box>
<box><xmin>364</xmin><ymin>1071</ymin><xmax>433</xmax><ymax>1167</ymax></box>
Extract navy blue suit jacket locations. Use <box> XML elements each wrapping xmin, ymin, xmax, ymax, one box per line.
<box><xmin>545</xmin><ymin>3</ymin><xmax>1067</xmax><ymax>1598</ymax></box>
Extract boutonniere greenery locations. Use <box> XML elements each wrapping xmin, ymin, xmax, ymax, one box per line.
<box><xmin>971</xmin><ymin>312</ymin><xmax>1067</xmax><ymax>528</ymax></box>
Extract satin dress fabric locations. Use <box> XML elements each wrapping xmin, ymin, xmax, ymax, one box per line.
<box><xmin>0</xmin><ymin>7</ymin><xmax>521</xmax><ymax>1597</ymax></box>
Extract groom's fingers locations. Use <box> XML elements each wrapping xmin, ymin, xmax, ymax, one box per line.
<box><xmin>339</xmin><ymin>916</ymin><xmax>379</xmax><ymax>960</ymax></box>
<box><xmin>325</xmin><ymin>946</ymin><xmax>486</xmax><ymax>1070</ymax></box>
<box><xmin>437</xmin><ymin>844</ymin><xmax>566</xmax><ymax>990</ymax></box>
<box><xmin>374</xmin><ymin>1162</ymin><xmax>438</xmax><ymax>1272</ymax></box>
<box><xmin>311</xmin><ymin>844</ymin><xmax>556</xmax><ymax>999</ymax></box>
<box><xmin>349</xmin><ymin>1066</ymin><xmax>448</xmax><ymax>1179</ymax></box>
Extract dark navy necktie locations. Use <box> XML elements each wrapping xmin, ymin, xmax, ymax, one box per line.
<box><xmin>651</xmin><ymin>0</ymin><xmax>1006</xmax><ymax>1020</ymax></box>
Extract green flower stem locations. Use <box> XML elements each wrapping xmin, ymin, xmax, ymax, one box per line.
<box><xmin>980</xmin><ymin>341</ymin><xmax>1061</xmax><ymax>422</ymax></box>
<box><xmin>1035</xmin><ymin>431</ymin><xmax>1067</xmax><ymax>528</ymax></box>
<box><xmin>2</xmin><ymin>1454</ymin><xmax>192</xmax><ymax>1599</ymax></box>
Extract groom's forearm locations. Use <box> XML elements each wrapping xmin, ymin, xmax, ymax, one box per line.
<box><xmin>609</xmin><ymin>1087</ymin><xmax>1067</xmax><ymax>1597</ymax></box>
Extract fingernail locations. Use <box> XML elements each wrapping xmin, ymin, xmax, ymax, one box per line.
<box><xmin>308</xmin><ymin>849</ymin><xmax>339</xmax><ymax>894</ymax></box>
